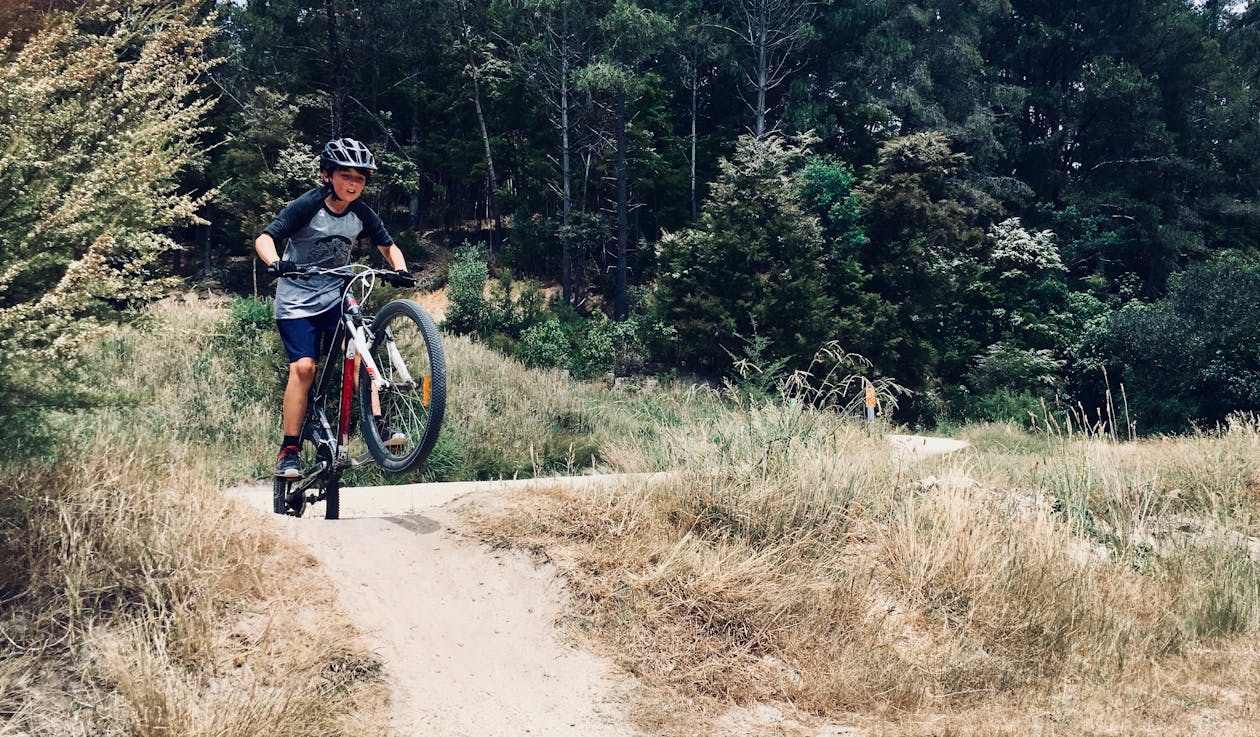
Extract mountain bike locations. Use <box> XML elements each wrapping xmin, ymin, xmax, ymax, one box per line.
<box><xmin>272</xmin><ymin>264</ymin><xmax>446</xmax><ymax>520</ymax></box>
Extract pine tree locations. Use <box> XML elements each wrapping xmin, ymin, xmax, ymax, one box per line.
<box><xmin>654</xmin><ymin>135</ymin><xmax>834</xmax><ymax>373</ymax></box>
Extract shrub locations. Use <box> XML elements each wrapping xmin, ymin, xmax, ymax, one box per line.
<box><xmin>444</xmin><ymin>247</ymin><xmax>491</xmax><ymax>336</ymax></box>
<box><xmin>1105</xmin><ymin>257</ymin><xmax>1260</xmax><ymax>432</ymax></box>
<box><xmin>518</xmin><ymin>317</ymin><xmax>572</xmax><ymax>370</ymax></box>
<box><xmin>0</xmin><ymin>0</ymin><xmax>216</xmax><ymax>362</ymax></box>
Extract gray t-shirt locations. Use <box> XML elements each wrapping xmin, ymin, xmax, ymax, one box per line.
<box><xmin>263</xmin><ymin>188</ymin><xmax>394</xmax><ymax>319</ymax></box>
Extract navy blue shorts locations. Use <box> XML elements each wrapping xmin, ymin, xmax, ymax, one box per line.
<box><xmin>277</xmin><ymin>306</ymin><xmax>342</xmax><ymax>363</ymax></box>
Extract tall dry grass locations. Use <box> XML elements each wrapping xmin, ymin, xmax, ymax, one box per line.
<box><xmin>411</xmin><ymin>333</ymin><xmax>606</xmax><ymax>479</ymax></box>
<box><xmin>479</xmin><ymin>391</ymin><xmax>1260</xmax><ymax>734</ymax></box>
<box><xmin>0</xmin><ymin>295</ymin><xmax>388</xmax><ymax>736</ymax></box>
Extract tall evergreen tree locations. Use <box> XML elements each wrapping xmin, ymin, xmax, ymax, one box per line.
<box><xmin>655</xmin><ymin>135</ymin><xmax>834</xmax><ymax>373</ymax></box>
<box><xmin>576</xmin><ymin>0</ymin><xmax>672</xmax><ymax>319</ymax></box>
<box><xmin>857</xmin><ymin>132</ymin><xmax>1001</xmax><ymax>389</ymax></box>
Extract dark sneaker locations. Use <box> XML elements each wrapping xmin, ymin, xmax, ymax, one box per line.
<box><xmin>375</xmin><ymin>419</ymin><xmax>408</xmax><ymax>449</ymax></box>
<box><xmin>275</xmin><ymin>444</ymin><xmax>302</xmax><ymax>479</ymax></box>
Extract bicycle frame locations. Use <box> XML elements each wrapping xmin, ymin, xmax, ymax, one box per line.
<box><xmin>293</xmin><ymin>282</ymin><xmax>390</xmax><ymax>491</ymax></box>
<box><xmin>278</xmin><ymin>262</ymin><xmax>433</xmax><ymax>511</ymax></box>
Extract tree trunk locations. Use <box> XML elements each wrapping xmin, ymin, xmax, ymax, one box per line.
<box><xmin>615</xmin><ymin>87</ymin><xmax>628</xmax><ymax>321</ymax></box>
<box><xmin>409</xmin><ymin>122</ymin><xmax>423</xmax><ymax>232</ymax></box>
<box><xmin>690</xmin><ymin>65</ymin><xmax>699</xmax><ymax>221</ymax></box>
<box><xmin>754</xmin><ymin>5</ymin><xmax>767</xmax><ymax>138</ymax></box>
<box><xmin>202</xmin><ymin>214</ymin><xmax>212</xmax><ymax>276</ymax></box>
<box><xmin>326</xmin><ymin>0</ymin><xmax>344</xmax><ymax>138</ymax></box>
<box><xmin>457</xmin><ymin>0</ymin><xmax>501</xmax><ymax>252</ymax></box>
<box><xmin>561</xmin><ymin>49</ymin><xmax>573</xmax><ymax>305</ymax></box>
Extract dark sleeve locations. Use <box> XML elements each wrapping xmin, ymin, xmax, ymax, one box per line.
<box><xmin>351</xmin><ymin>201</ymin><xmax>395</xmax><ymax>248</ymax></box>
<box><xmin>262</xmin><ymin>188</ymin><xmax>325</xmax><ymax>242</ymax></box>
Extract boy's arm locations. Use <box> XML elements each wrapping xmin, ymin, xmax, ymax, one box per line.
<box><xmin>378</xmin><ymin>243</ymin><xmax>408</xmax><ymax>271</ymax></box>
<box><xmin>255</xmin><ymin>233</ymin><xmax>282</xmax><ymax>267</ymax></box>
<box><xmin>257</xmin><ymin>189</ymin><xmax>323</xmax><ymax>267</ymax></box>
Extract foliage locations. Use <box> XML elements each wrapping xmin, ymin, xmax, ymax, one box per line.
<box><xmin>1106</xmin><ymin>257</ymin><xmax>1260</xmax><ymax>432</ymax></box>
<box><xmin>800</xmin><ymin>155</ymin><xmax>867</xmax><ymax>255</ymax></box>
<box><xmin>966</xmin><ymin>218</ymin><xmax>1070</xmax><ymax>389</ymax></box>
<box><xmin>202</xmin><ymin>86</ymin><xmax>318</xmax><ymax>276</ymax></box>
<box><xmin>446</xmin><ymin>245</ymin><xmax>656</xmax><ymax>378</ymax></box>
<box><xmin>518</xmin><ymin>316</ymin><xmax>572</xmax><ymax>369</ymax></box>
<box><xmin>444</xmin><ymin>247</ymin><xmax>493</xmax><ymax>336</ymax></box>
<box><xmin>856</xmin><ymin>131</ymin><xmax>1001</xmax><ymax>394</ymax></box>
<box><xmin>654</xmin><ymin>134</ymin><xmax>835</xmax><ymax>375</ymax></box>
<box><xmin>0</xmin><ymin>0</ymin><xmax>216</xmax><ymax>360</ymax></box>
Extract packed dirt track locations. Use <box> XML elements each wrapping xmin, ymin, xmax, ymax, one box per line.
<box><xmin>232</xmin><ymin>476</ymin><xmax>663</xmax><ymax>736</ymax></box>
<box><xmin>230</xmin><ymin>436</ymin><xmax>967</xmax><ymax>736</ymax></box>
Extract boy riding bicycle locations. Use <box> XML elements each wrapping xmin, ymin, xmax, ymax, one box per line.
<box><xmin>255</xmin><ymin>137</ymin><xmax>416</xmax><ymax>479</ymax></box>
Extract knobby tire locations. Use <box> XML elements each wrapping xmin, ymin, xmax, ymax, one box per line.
<box><xmin>359</xmin><ymin>300</ymin><xmax>446</xmax><ymax>473</ymax></box>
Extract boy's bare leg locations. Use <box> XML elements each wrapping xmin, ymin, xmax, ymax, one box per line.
<box><xmin>282</xmin><ymin>358</ymin><xmax>317</xmax><ymax>438</ymax></box>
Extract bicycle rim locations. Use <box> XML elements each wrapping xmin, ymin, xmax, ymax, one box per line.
<box><xmin>359</xmin><ymin>300</ymin><xmax>446</xmax><ymax>473</ymax></box>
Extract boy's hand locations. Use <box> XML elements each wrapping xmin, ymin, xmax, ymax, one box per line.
<box><xmin>270</xmin><ymin>259</ymin><xmax>299</xmax><ymax>275</ymax></box>
<box><xmin>386</xmin><ymin>269</ymin><xmax>416</xmax><ymax>288</ymax></box>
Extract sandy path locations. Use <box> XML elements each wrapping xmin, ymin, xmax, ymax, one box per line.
<box><xmin>886</xmin><ymin>433</ymin><xmax>970</xmax><ymax>457</ymax></box>
<box><xmin>232</xmin><ymin>478</ymin><xmax>651</xmax><ymax>737</ymax></box>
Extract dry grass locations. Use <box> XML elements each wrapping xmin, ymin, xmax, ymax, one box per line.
<box><xmin>440</xmin><ymin>334</ymin><xmax>605</xmax><ymax>477</ymax></box>
<box><xmin>0</xmin><ymin>294</ymin><xmax>389</xmax><ymax>736</ymax></box>
<box><xmin>11</xmin><ymin>293</ymin><xmax>1260</xmax><ymax>735</ymax></box>
<box><xmin>477</xmin><ymin>395</ymin><xmax>1260</xmax><ymax>735</ymax></box>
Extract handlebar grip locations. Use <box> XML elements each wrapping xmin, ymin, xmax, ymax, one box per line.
<box><xmin>265</xmin><ymin>267</ymin><xmax>316</xmax><ymax>281</ymax></box>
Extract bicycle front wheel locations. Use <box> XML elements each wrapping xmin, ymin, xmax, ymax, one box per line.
<box><xmin>359</xmin><ymin>299</ymin><xmax>446</xmax><ymax>473</ymax></box>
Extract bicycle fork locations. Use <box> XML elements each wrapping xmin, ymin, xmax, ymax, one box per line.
<box><xmin>337</xmin><ymin>296</ymin><xmax>392</xmax><ymax>453</ymax></box>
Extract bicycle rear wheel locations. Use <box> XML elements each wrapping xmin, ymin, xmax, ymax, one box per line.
<box><xmin>323</xmin><ymin>472</ymin><xmax>341</xmax><ymax>519</ymax></box>
<box><xmin>359</xmin><ymin>299</ymin><xmax>446</xmax><ymax>473</ymax></box>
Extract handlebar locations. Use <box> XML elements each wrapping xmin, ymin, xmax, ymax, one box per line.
<box><xmin>267</xmin><ymin>263</ymin><xmax>415</xmax><ymax>288</ymax></box>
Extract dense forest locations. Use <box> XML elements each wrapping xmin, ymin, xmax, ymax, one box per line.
<box><xmin>3</xmin><ymin>0</ymin><xmax>1260</xmax><ymax>431</ymax></box>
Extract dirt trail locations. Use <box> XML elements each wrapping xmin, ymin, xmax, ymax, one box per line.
<box><xmin>232</xmin><ymin>477</ymin><xmax>651</xmax><ymax>737</ymax></box>
<box><xmin>230</xmin><ymin>437</ymin><xmax>966</xmax><ymax>736</ymax></box>
<box><xmin>886</xmin><ymin>433</ymin><xmax>970</xmax><ymax>457</ymax></box>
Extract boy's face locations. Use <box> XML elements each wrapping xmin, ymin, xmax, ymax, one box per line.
<box><xmin>323</xmin><ymin>167</ymin><xmax>369</xmax><ymax>202</ymax></box>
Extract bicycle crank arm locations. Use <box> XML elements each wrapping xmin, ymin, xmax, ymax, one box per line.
<box><xmin>300</xmin><ymin>461</ymin><xmax>328</xmax><ymax>480</ymax></box>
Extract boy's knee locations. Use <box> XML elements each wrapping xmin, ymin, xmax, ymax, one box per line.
<box><xmin>290</xmin><ymin>358</ymin><xmax>317</xmax><ymax>383</ymax></box>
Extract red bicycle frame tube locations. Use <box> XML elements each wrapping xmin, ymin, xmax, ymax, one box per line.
<box><xmin>337</xmin><ymin>295</ymin><xmax>360</xmax><ymax>445</ymax></box>
<box><xmin>338</xmin><ymin>354</ymin><xmax>355</xmax><ymax>445</ymax></box>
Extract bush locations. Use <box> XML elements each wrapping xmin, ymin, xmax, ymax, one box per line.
<box><xmin>1105</xmin><ymin>257</ymin><xmax>1260</xmax><ymax>432</ymax></box>
<box><xmin>444</xmin><ymin>247</ymin><xmax>491</xmax><ymax>336</ymax></box>
<box><xmin>518</xmin><ymin>317</ymin><xmax>572</xmax><ymax>370</ymax></box>
<box><xmin>0</xmin><ymin>2</ymin><xmax>215</xmax><ymax>361</ymax></box>
<box><xmin>970</xmin><ymin>389</ymin><xmax>1045</xmax><ymax>425</ymax></box>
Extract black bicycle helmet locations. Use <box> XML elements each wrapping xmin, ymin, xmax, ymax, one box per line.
<box><xmin>320</xmin><ymin>137</ymin><xmax>378</xmax><ymax>175</ymax></box>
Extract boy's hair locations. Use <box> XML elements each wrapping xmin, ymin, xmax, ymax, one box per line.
<box><xmin>320</xmin><ymin>138</ymin><xmax>377</xmax><ymax>179</ymax></box>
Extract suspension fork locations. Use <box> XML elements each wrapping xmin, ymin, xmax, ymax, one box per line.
<box><xmin>337</xmin><ymin>295</ymin><xmax>390</xmax><ymax>447</ymax></box>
